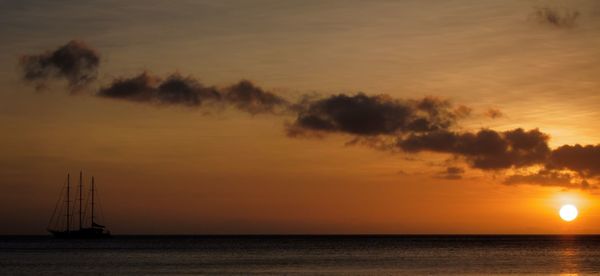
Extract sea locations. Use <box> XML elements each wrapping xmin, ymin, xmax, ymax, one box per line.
<box><xmin>1</xmin><ymin>235</ymin><xmax>600</xmax><ymax>275</ymax></box>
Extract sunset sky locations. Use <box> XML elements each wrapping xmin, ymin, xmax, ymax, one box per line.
<box><xmin>1</xmin><ymin>0</ymin><xmax>600</xmax><ymax>234</ymax></box>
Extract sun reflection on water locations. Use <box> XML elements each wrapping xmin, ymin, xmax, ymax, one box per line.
<box><xmin>559</xmin><ymin>236</ymin><xmax>580</xmax><ymax>275</ymax></box>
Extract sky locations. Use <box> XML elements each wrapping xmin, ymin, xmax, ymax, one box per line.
<box><xmin>1</xmin><ymin>0</ymin><xmax>600</xmax><ymax>234</ymax></box>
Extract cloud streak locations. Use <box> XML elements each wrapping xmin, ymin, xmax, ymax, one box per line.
<box><xmin>19</xmin><ymin>40</ymin><xmax>600</xmax><ymax>190</ymax></box>
<box><xmin>98</xmin><ymin>72</ymin><xmax>288</xmax><ymax>114</ymax></box>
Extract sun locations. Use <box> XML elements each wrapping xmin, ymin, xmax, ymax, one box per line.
<box><xmin>559</xmin><ymin>204</ymin><xmax>578</xmax><ymax>222</ymax></box>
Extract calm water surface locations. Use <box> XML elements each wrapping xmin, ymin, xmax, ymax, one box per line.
<box><xmin>1</xmin><ymin>235</ymin><xmax>600</xmax><ymax>275</ymax></box>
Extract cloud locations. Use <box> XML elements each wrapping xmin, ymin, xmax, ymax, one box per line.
<box><xmin>435</xmin><ymin>166</ymin><xmax>465</xmax><ymax>180</ymax></box>
<box><xmin>287</xmin><ymin>94</ymin><xmax>464</xmax><ymax>136</ymax></box>
<box><xmin>549</xmin><ymin>144</ymin><xmax>600</xmax><ymax>177</ymax></box>
<box><xmin>159</xmin><ymin>74</ymin><xmax>221</xmax><ymax>106</ymax></box>
<box><xmin>224</xmin><ymin>80</ymin><xmax>289</xmax><ymax>115</ymax></box>
<box><xmin>98</xmin><ymin>72</ymin><xmax>287</xmax><ymax>114</ymax></box>
<box><xmin>504</xmin><ymin>169</ymin><xmax>592</xmax><ymax>189</ymax></box>
<box><xmin>343</xmin><ymin>136</ymin><xmax>398</xmax><ymax>151</ymax></box>
<box><xmin>18</xmin><ymin>41</ymin><xmax>600</xmax><ymax>190</ymax></box>
<box><xmin>533</xmin><ymin>6</ymin><xmax>580</xmax><ymax>28</ymax></box>
<box><xmin>484</xmin><ymin>108</ymin><xmax>503</xmax><ymax>119</ymax></box>
<box><xmin>98</xmin><ymin>72</ymin><xmax>221</xmax><ymax>106</ymax></box>
<box><xmin>398</xmin><ymin>128</ymin><xmax>551</xmax><ymax>170</ymax></box>
<box><xmin>19</xmin><ymin>40</ymin><xmax>100</xmax><ymax>91</ymax></box>
<box><xmin>97</xmin><ymin>72</ymin><xmax>159</xmax><ymax>102</ymax></box>
<box><xmin>396</xmin><ymin>127</ymin><xmax>599</xmax><ymax>189</ymax></box>
<box><xmin>454</xmin><ymin>105</ymin><xmax>472</xmax><ymax>119</ymax></box>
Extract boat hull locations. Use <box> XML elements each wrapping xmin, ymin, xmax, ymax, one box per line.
<box><xmin>48</xmin><ymin>228</ymin><xmax>111</xmax><ymax>239</ymax></box>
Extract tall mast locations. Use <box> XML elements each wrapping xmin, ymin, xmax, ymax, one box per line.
<box><xmin>66</xmin><ymin>173</ymin><xmax>70</xmax><ymax>233</ymax></box>
<box><xmin>91</xmin><ymin>176</ymin><xmax>95</xmax><ymax>227</ymax></box>
<box><xmin>79</xmin><ymin>171</ymin><xmax>83</xmax><ymax>230</ymax></box>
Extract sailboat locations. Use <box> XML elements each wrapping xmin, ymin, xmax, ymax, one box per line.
<box><xmin>47</xmin><ymin>171</ymin><xmax>111</xmax><ymax>238</ymax></box>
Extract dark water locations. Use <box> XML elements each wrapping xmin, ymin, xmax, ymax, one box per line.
<box><xmin>2</xmin><ymin>235</ymin><xmax>600</xmax><ymax>275</ymax></box>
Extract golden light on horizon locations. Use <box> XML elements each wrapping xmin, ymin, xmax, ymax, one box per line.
<box><xmin>1</xmin><ymin>0</ymin><xmax>600</xmax><ymax>238</ymax></box>
<box><xmin>559</xmin><ymin>204</ymin><xmax>578</xmax><ymax>222</ymax></box>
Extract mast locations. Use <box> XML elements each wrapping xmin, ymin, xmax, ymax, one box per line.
<box><xmin>66</xmin><ymin>173</ymin><xmax>70</xmax><ymax>233</ymax></box>
<box><xmin>79</xmin><ymin>171</ymin><xmax>83</xmax><ymax>230</ymax></box>
<box><xmin>91</xmin><ymin>176</ymin><xmax>95</xmax><ymax>227</ymax></box>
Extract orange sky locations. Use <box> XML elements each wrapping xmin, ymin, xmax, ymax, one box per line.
<box><xmin>1</xmin><ymin>0</ymin><xmax>600</xmax><ymax>234</ymax></box>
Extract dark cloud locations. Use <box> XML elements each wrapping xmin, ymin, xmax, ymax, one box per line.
<box><xmin>288</xmin><ymin>94</ymin><xmax>463</xmax><ymax>136</ymax></box>
<box><xmin>97</xmin><ymin>72</ymin><xmax>159</xmax><ymax>102</ymax></box>
<box><xmin>158</xmin><ymin>75</ymin><xmax>221</xmax><ymax>106</ymax></box>
<box><xmin>98</xmin><ymin>73</ymin><xmax>285</xmax><ymax>114</ymax></box>
<box><xmin>533</xmin><ymin>6</ymin><xmax>579</xmax><ymax>28</ymax></box>
<box><xmin>397</xmin><ymin>128</ymin><xmax>599</xmax><ymax>189</ymax></box>
<box><xmin>98</xmin><ymin>72</ymin><xmax>220</xmax><ymax>106</ymax></box>
<box><xmin>398</xmin><ymin>128</ymin><xmax>551</xmax><ymax>170</ymax></box>
<box><xmin>436</xmin><ymin>166</ymin><xmax>465</xmax><ymax>180</ymax></box>
<box><xmin>19</xmin><ymin>40</ymin><xmax>100</xmax><ymax>90</ymax></box>
<box><xmin>224</xmin><ymin>80</ymin><xmax>289</xmax><ymax>114</ymax></box>
<box><xmin>504</xmin><ymin>169</ymin><xmax>591</xmax><ymax>189</ymax></box>
<box><xmin>549</xmin><ymin>144</ymin><xmax>600</xmax><ymax>177</ymax></box>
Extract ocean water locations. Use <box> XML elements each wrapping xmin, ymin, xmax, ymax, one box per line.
<box><xmin>1</xmin><ymin>235</ymin><xmax>600</xmax><ymax>275</ymax></box>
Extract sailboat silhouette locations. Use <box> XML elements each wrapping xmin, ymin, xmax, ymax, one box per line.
<box><xmin>47</xmin><ymin>171</ymin><xmax>111</xmax><ymax>238</ymax></box>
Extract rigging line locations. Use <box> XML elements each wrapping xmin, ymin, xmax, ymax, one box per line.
<box><xmin>69</xmin><ymin>203</ymin><xmax>76</xmax><ymax>230</ymax></box>
<box><xmin>47</xmin><ymin>177</ymin><xmax>67</xmax><ymax>230</ymax></box>
<box><xmin>54</xmin><ymin>199</ymin><xmax>66</xmax><ymax>230</ymax></box>
<box><xmin>69</xmin><ymin>181</ymin><xmax>79</xmax><ymax>226</ymax></box>
<box><xmin>82</xmin><ymin>189</ymin><xmax>91</xmax><ymax>225</ymax></box>
<box><xmin>53</xmin><ymin>191</ymin><xmax>65</xmax><ymax>229</ymax></box>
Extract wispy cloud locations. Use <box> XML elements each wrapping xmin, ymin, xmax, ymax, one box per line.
<box><xmin>484</xmin><ymin>108</ymin><xmax>503</xmax><ymax>119</ymax></box>
<box><xmin>504</xmin><ymin>169</ymin><xmax>592</xmax><ymax>190</ymax></box>
<box><xmin>435</xmin><ymin>166</ymin><xmax>465</xmax><ymax>180</ymax></box>
<box><xmin>532</xmin><ymin>6</ymin><xmax>580</xmax><ymax>28</ymax></box>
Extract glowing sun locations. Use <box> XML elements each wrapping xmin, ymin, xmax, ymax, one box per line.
<box><xmin>559</xmin><ymin>204</ymin><xmax>578</xmax><ymax>222</ymax></box>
